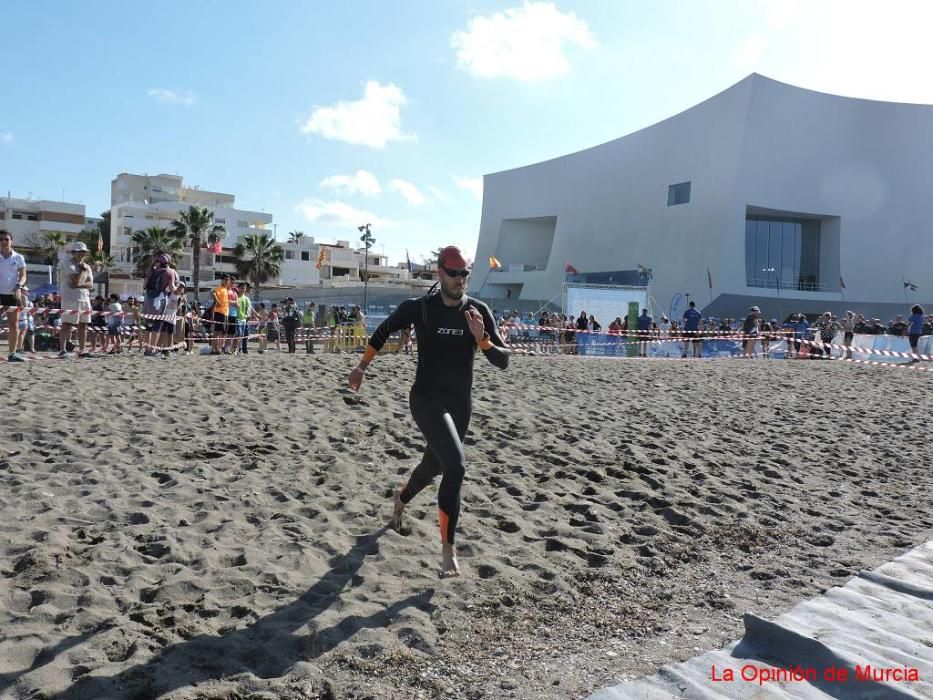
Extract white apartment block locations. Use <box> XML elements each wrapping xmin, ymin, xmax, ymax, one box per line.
<box><xmin>0</xmin><ymin>195</ymin><xmax>90</xmax><ymax>289</ymax></box>
<box><xmin>315</xmin><ymin>239</ymin><xmax>407</xmax><ymax>287</ymax></box>
<box><xmin>109</xmin><ymin>173</ymin><xmax>273</xmax><ymax>296</ymax></box>
<box><xmin>1</xmin><ymin>195</ymin><xmax>87</xmax><ymax>240</ymax></box>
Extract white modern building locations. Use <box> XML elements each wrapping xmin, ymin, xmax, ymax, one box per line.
<box><xmin>109</xmin><ymin>173</ymin><xmax>273</xmax><ymax>296</ymax></box>
<box><xmin>473</xmin><ymin>74</ymin><xmax>933</xmax><ymax>320</ymax></box>
<box><xmin>1</xmin><ymin>196</ymin><xmax>87</xmax><ymax>241</ymax></box>
<box><xmin>0</xmin><ymin>195</ymin><xmax>91</xmax><ymax>290</ymax></box>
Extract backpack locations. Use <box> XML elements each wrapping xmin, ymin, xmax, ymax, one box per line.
<box><xmin>144</xmin><ymin>269</ymin><xmax>165</xmax><ymax>298</ymax></box>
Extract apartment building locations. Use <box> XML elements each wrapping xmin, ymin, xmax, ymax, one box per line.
<box><xmin>0</xmin><ymin>195</ymin><xmax>91</xmax><ymax>290</ymax></box>
<box><xmin>108</xmin><ymin>173</ymin><xmax>272</xmax><ymax>296</ymax></box>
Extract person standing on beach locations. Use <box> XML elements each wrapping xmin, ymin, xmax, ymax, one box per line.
<box><xmin>236</xmin><ymin>282</ymin><xmax>255</xmax><ymax>354</ymax></box>
<box><xmin>742</xmin><ymin>306</ymin><xmax>761</xmax><ymax>357</ymax></box>
<box><xmin>347</xmin><ymin>245</ymin><xmax>509</xmax><ymax>577</ymax></box>
<box><xmin>58</xmin><ymin>241</ymin><xmax>95</xmax><ymax>358</ymax></box>
<box><xmin>682</xmin><ymin>301</ymin><xmax>702</xmax><ymax>358</ymax></box>
<box><xmin>908</xmin><ymin>304</ymin><xmax>924</xmax><ymax>363</ymax></box>
<box><xmin>841</xmin><ymin>311</ymin><xmax>856</xmax><ymax>359</ymax></box>
<box><xmin>210</xmin><ymin>275</ymin><xmax>230</xmax><ymax>354</ymax></box>
<box><xmin>0</xmin><ymin>230</ymin><xmax>28</xmax><ymax>362</ymax></box>
<box><xmin>637</xmin><ymin>308</ymin><xmax>652</xmax><ymax>357</ymax></box>
<box><xmin>142</xmin><ymin>254</ymin><xmax>179</xmax><ymax>357</ymax></box>
<box><xmin>281</xmin><ymin>297</ymin><xmax>303</xmax><ymax>353</ymax></box>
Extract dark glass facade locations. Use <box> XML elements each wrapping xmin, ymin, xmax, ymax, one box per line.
<box><xmin>745</xmin><ymin>216</ymin><xmax>821</xmax><ymax>290</ymax></box>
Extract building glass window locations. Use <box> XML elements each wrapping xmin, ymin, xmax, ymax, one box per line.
<box><xmin>285</xmin><ymin>250</ymin><xmax>294</xmax><ymax>260</ymax></box>
<box><xmin>745</xmin><ymin>216</ymin><xmax>821</xmax><ymax>290</ymax></box>
<box><xmin>667</xmin><ymin>181</ymin><xmax>691</xmax><ymax>206</ymax></box>
<box><xmin>301</xmin><ymin>251</ymin><xmax>310</xmax><ymax>261</ymax></box>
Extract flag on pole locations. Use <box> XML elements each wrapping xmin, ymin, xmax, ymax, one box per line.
<box><xmin>707</xmin><ymin>268</ymin><xmax>713</xmax><ymax>289</ymax></box>
<box><xmin>488</xmin><ymin>255</ymin><xmax>502</xmax><ymax>269</ymax></box>
<box><xmin>97</xmin><ymin>231</ymin><xmax>104</xmax><ymax>253</ymax></box>
<box><xmin>839</xmin><ymin>276</ymin><xmax>846</xmax><ymax>289</ymax></box>
<box><xmin>904</xmin><ymin>280</ymin><xmax>918</xmax><ymax>291</ymax></box>
<box><xmin>316</xmin><ymin>246</ymin><xmax>326</xmax><ymax>270</ymax></box>
<box><xmin>564</xmin><ymin>261</ymin><xmax>579</xmax><ymax>275</ymax></box>
<box><xmin>406</xmin><ymin>250</ymin><xmax>413</xmax><ymax>272</ymax></box>
<box><xmin>210</xmin><ymin>239</ymin><xmax>222</xmax><ymax>254</ymax></box>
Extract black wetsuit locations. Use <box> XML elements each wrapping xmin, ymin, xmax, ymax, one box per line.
<box><xmin>368</xmin><ymin>293</ymin><xmax>509</xmax><ymax>544</ymax></box>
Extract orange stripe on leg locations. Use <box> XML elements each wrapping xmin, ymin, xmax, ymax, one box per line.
<box><xmin>438</xmin><ymin>508</ymin><xmax>450</xmax><ymax>543</ymax></box>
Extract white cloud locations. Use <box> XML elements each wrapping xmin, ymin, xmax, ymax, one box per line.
<box><xmin>730</xmin><ymin>33</ymin><xmax>768</xmax><ymax>73</ymax></box>
<box><xmin>299</xmin><ymin>81</ymin><xmax>416</xmax><ymax>148</ymax></box>
<box><xmin>452</xmin><ymin>175</ymin><xmax>483</xmax><ymax>200</ymax></box>
<box><xmin>147</xmin><ymin>88</ymin><xmax>196</xmax><ymax>107</ymax></box>
<box><xmin>388</xmin><ymin>179</ymin><xmax>427</xmax><ymax>206</ymax></box>
<box><xmin>451</xmin><ymin>1</ymin><xmax>595</xmax><ymax>81</ymax></box>
<box><xmin>736</xmin><ymin>1</ymin><xmax>933</xmax><ymax>104</ymax></box>
<box><xmin>426</xmin><ymin>185</ymin><xmax>450</xmax><ymax>203</ymax></box>
<box><xmin>320</xmin><ymin>170</ymin><xmax>382</xmax><ymax>196</ymax></box>
<box><xmin>295</xmin><ymin>198</ymin><xmax>397</xmax><ymax>229</ymax></box>
<box><xmin>0</xmin><ymin>132</ymin><xmax>12</xmax><ymax>144</ymax></box>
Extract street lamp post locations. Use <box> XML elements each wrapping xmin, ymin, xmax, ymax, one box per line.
<box><xmin>357</xmin><ymin>223</ymin><xmax>375</xmax><ymax>313</ymax></box>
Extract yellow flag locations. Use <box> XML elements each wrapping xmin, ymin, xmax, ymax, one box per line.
<box><xmin>488</xmin><ymin>255</ymin><xmax>502</xmax><ymax>269</ymax></box>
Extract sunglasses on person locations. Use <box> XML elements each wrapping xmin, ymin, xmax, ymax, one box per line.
<box><xmin>441</xmin><ymin>265</ymin><xmax>470</xmax><ymax>278</ymax></box>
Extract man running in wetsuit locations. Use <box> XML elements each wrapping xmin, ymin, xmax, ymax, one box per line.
<box><xmin>348</xmin><ymin>246</ymin><xmax>509</xmax><ymax>576</ymax></box>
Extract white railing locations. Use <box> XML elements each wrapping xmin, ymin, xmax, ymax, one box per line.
<box><xmin>746</xmin><ymin>277</ymin><xmax>840</xmax><ymax>293</ymax></box>
<box><xmin>489</xmin><ymin>264</ymin><xmax>547</xmax><ymax>272</ymax></box>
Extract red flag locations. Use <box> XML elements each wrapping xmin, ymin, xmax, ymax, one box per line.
<box><xmin>564</xmin><ymin>261</ymin><xmax>579</xmax><ymax>275</ymax></box>
<box><xmin>707</xmin><ymin>268</ymin><xmax>713</xmax><ymax>289</ymax></box>
<box><xmin>210</xmin><ymin>239</ymin><xmax>222</xmax><ymax>254</ymax></box>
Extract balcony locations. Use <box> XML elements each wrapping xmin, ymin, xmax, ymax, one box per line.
<box><xmin>746</xmin><ymin>277</ymin><xmax>840</xmax><ymax>293</ymax></box>
<box><xmin>490</xmin><ymin>263</ymin><xmax>548</xmax><ymax>273</ymax></box>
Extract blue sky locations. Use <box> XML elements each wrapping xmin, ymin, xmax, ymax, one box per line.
<box><xmin>2</xmin><ymin>0</ymin><xmax>931</xmax><ymax>266</ymax></box>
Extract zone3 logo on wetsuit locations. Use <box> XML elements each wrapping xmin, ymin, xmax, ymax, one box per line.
<box><xmin>368</xmin><ymin>292</ymin><xmax>504</xmax><ymax>398</ymax></box>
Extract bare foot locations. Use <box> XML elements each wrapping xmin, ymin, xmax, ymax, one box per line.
<box><xmin>440</xmin><ymin>542</ymin><xmax>461</xmax><ymax>578</ymax></box>
<box><xmin>390</xmin><ymin>488</ymin><xmax>405</xmax><ymax>532</ymax></box>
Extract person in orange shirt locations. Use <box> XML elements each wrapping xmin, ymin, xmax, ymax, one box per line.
<box><xmin>211</xmin><ymin>275</ymin><xmax>230</xmax><ymax>354</ymax></box>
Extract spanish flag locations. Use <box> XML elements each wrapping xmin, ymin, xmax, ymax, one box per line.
<box><xmin>488</xmin><ymin>255</ymin><xmax>502</xmax><ymax>269</ymax></box>
<box><xmin>316</xmin><ymin>247</ymin><xmax>326</xmax><ymax>270</ymax></box>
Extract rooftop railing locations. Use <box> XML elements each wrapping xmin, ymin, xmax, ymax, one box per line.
<box><xmin>746</xmin><ymin>278</ymin><xmax>840</xmax><ymax>293</ymax></box>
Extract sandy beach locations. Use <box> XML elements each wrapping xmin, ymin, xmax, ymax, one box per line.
<box><xmin>1</xmin><ymin>352</ymin><xmax>931</xmax><ymax>699</ymax></box>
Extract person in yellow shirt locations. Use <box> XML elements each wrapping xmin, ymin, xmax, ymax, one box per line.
<box><xmin>211</xmin><ymin>275</ymin><xmax>230</xmax><ymax>354</ymax></box>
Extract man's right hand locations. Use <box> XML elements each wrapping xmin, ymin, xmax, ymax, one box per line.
<box><xmin>348</xmin><ymin>365</ymin><xmax>366</xmax><ymax>392</ymax></box>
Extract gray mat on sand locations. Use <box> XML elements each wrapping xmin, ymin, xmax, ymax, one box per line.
<box><xmin>589</xmin><ymin>540</ymin><xmax>933</xmax><ymax>699</ymax></box>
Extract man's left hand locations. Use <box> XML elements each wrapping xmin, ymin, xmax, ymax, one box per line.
<box><xmin>465</xmin><ymin>308</ymin><xmax>485</xmax><ymax>341</ymax></box>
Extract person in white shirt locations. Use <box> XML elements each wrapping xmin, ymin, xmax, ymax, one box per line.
<box><xmin>58</xmin><ymin>241</ymin><xmax>95</xmax><ymax>358</ymax></box>
<box><xmin>0</xmin><ymin>230</ymin><xmax>29</xmax><ymax>362</ymax></box>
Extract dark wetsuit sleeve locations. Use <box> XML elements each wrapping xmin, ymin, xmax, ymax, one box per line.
<box><xmin>479</xmin><ymin>304</ymin><xmax>509</xmax><ymax>370</ymax></box>
<box><xmin>368</xmin><ymin>299</ymin><xmax>419</xmax><ymax>351</ymax></box>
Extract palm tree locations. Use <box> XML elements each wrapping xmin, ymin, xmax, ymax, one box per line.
<box><xmin>170</xmin><ymin>206</ymin><xmax>226</xmax><ymax>301</ymax></box>
<box><xmin>40</xmin><ymin>231</ymin><xmax>69</xmax><ymax>288</ymax></box>
<box><xmin>288</xmin><ymin>230</ymin><xmax>306</xmax><ymax>244</ymax></box>
<box><xmin>232</xmin><ymin>233</ymin><xmax>284</xmax><ymax>298</ymax></box>
<box><xmin>131</xmin><ymin>226</ymin><xmax>184</xmax><ymax>276</ymax></box>
<box><xmin>87</xmin><ymin>250</ymin><xmax>115</xmax><ymax>273</ymax></box>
